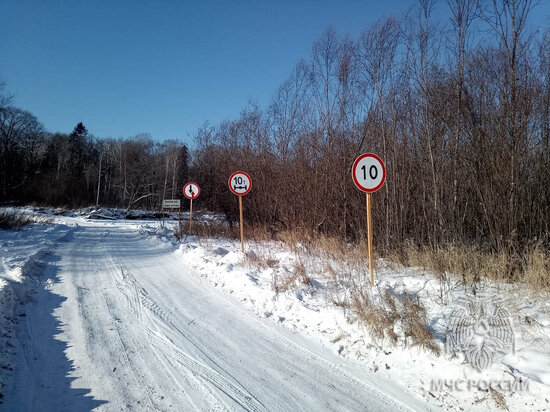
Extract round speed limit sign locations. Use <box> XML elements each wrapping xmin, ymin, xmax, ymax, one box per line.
<box><xmin>183</xmin><ymin>182</ymin><xmax>200</xmax><ymax>199</ymax></box>
<box><xmin>352</xmin><ymin>153</ymin><xmax>386</xmax><ymax>193</ymax></box>
<box><xmin>228</xmin><ymin>171</ymin><xmax>252</xmax><ymax>196</ymax></box>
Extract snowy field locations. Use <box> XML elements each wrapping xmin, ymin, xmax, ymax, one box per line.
<box><xmin>0</xmin><ymin>207</ymin><xmax>549</xmax><ymax>411</ymax></box>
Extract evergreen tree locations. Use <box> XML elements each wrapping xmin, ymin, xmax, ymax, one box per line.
<box><xmin>67</xmin><ymin>122</ymin><xmax>88</xmax><ymax>178</ymax></box>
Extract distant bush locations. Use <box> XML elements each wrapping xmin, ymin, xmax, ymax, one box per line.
<box><xmin>0</xmin><ymin>213</ymin><xmax>33</xmax><ymax>229</ymax></box>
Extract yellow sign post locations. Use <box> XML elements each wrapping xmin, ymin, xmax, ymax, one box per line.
<box><xmin>238</xmin><ymin>195</ymin><xmax>244</xmax><ymax>252</ymax></box>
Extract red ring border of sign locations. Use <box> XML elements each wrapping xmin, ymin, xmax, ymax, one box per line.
<box><xmin>183</xmin><ymin>182</ymin><xmax>200</xmax><ymax>199</ymax></box>
<box><xmin>352</xmin><ymin>153</ymin><xmax>386</xmax><ymax>193</ymax></box>
<box><xmin>228</xmin><ymin>171</ymin><xmax>252</xmax><ymax>196</ymax></box>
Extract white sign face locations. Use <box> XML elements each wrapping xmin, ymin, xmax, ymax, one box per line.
<box><xmin>352</xmin><ymin>153</ymin><xmax>386</xmax><ymax>193</ymax></box>
<box><xmin>162</xmin><ymin>199</ymin><xmax>181</xmax><ymax>208</ymax></box>
<box><xmin>228</xmin><ymin>171</ymin><xmax>252</xmax><ymax>196</ymax></box>
<box><xmin>183</xmin><ymin>182</ymin><xmax>200</xmax><ymax>200</ymax></box>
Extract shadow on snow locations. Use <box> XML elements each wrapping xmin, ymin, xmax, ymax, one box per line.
<box><xmin>2</xmin><ymin>243</ymin><xmax>107</xmax><ymax>411</ymax></box>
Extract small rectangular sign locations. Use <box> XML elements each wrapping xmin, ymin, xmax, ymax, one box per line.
<box><xmin>162</xmin><ymin>199</ymin><xmax>181</xmax><ymax>208</ymax></box>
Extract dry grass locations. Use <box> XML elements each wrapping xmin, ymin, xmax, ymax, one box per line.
<box><xmin>271</xmin><ymin>262</ymin><xmax>312</xmax><ymax>296</ymax></box>
<box><xmin>175</xmin><ymin>220</ymin><xmax>273</xmax><ymax>242</ymax></box>
<box><xmin>392</xmin><ymin>241</ymin><xmax>550</xmax><ymax>290</ymax></box>
<box><xmin>401</xmin><ymin>293</ymin><xmax>441</xmax><ymax>355</ymax></box>
<box><xmin>174</xmin><ymin>219</ymin><xmax>549</xmax><ymax>291</ymax></box>
<box><xmin>351</xmin><ymin>289</ymin><xmax>399</xmax><ymax>343</ymax></box>
<box><xmin>244</xmin><ymin>251</ymin><xmax>279</xmax><ymax>269</ymax></box>
<box><xmin>325</xmin><ymin>263</ymin><xmax>337</xmax><ymax>280</ymax></box>
<box><xmin>351</xmin><ymin>287</ymin><xmax>440</xmax><ymax>355</ymax></box>
<box><xmin>175</xmin><ymin>220</ymin><xmax>240</xmax><ymax>240</ymax></box>
<box><xmin>523</xmin><ymin>245</ymin><xmax>550</xmax><ymax>289</ymax></box>
<box><xmin>276</xmin><ymin>230</ymin><xmax>378</xmax><ymax>281</ymax></box>
<box><xmin>293</xmin><ymin>262</ymin><xmax>312</xmax><ymax>286</ymax></box>
<box><xmin>271</xmin><ymin>273</ymin><xmax>297</xmax><ymax>295</ymax></box>
<box><xmin>489</xmin><ymin>387</ymin><xmax>508</xmax><ymax>410</ymax></box>
<box><xmin>0</xmin><ymin>213</ymin><xmax>34</xmax><ymax>230</ymax></box>
<box><xmin>284</xmin><ymin>229</ymin><xmax>548</xmax><ymax>292</ymax></box>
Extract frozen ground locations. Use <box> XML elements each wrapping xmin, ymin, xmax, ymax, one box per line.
<box><xmin>1</xmin><ymin>207</ymin><xmax>549</xmax><ymax>411</ymax></box>
<box><xmin>0</xmin><ymin>209</ymin><xmax>423</xmax><ymax>411</ymax></box>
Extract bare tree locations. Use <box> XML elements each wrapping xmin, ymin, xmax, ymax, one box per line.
<box><xmin>358</xmin><ymin>17</ymin><xmax>401</xmax><ymax>247</ymax></box>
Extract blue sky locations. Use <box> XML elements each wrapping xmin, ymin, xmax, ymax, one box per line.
<box><xmin>1</xmin><ymin>1</ymin><xmax>549</xmax><ymax>144</ymax></box>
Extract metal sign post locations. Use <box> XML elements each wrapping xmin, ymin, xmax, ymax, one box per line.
<box><xmin>183</xmin><ymin>182</ymin><xmax>200</xmax><ymax>236</ymax></box>
<box><xmin>228</xmin><ymin>171</ymin><xmax>252</xmax><ymax>253</ymax></box>
<box><xmin>352</xmin><ymin>153</ymin><xmax>386</xmax><ymax>287</ymax></box>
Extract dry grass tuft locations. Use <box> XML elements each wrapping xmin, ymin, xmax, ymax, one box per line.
<box><xmin>245</xmin><ymin>251</ymin><xmax>279</xmax><ymax>269</ymax></box>
<box><xmin>523</xmin><ymin>245</ymin><xmax>550</xmax><ymax>289</ymax></box>
<box><xmin>351</xmin><ymin>289</ymin><xmax>398</xmax><ymax>343</ymax></box>
<box><xmin>393</xmin><ymin>241</ymin><xmax>549</xmax><ymax>290</ymax></box>
<box><xmin>325</xmin><ymin>263</ymin><xmax>337</xmax><ymax>280</ymax></box>
<box><xmin>401</xmin><ymin>293</ymin><xmax>441</xmax><ymax>355</ymax></box>
<box><xmin>271</xmin><ymin>262</ymin><xmax>312</xmax><ymax>296</ymax></box>
<box><xmin>489</xmin><ymin>387</ymin><xmax>508</xmax><ymax>410</ymax></box>
<box><xmin>175</xmin><ymin>220</ymin><xmax>240</xmax><ymax>240</ymax></box>
<box><xmin>351</xmin><ymin>287</ymin><xmax>440</xmax><ymax>355</ymax></box>
<box><xmin>0</xmin><ymin>213</ymin><xmax>34</xmax><ymax>230</ymax></box>
<box><xmin>293</xmin><ymin>262</ymin><xmax>312</xmax><ymax>286</ymax></box>
<box><xmin>271</xmin><ymin>273</ymin><xmax>297</xmax><ymax>296</ymax></box>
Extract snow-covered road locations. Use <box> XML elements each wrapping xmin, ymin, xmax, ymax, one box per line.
<box><xmin>4</xmin><ymin>221</ymin><xmax>427</xmax><ymax>411</ymax></box>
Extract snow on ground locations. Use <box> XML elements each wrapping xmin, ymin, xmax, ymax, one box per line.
<box><xmin>149</xmin><ymin>224</ymin><xmax>550</xmax><ymax>411</ymax></box>
<box><xmin>0</xmin><ymin>218</ymin><xmax>77</xmax><ymax>403</ymax></box>
<box><xmin>0</xmin><ymin>205</ymin><xmax>223</xmax><ymax>224</ymax></box>
<box><xmin>0</xmin><ymin>209</ymin><xmax>423</xmax><ymax>411</ymax></box>
<box><xmin>1</xmin><ymin>207</ymin><xmax>549</xmax><ymax>411</ymax></box>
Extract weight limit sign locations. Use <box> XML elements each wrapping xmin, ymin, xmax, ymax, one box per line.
<box><xmin>228</xmin><ymin>171</ymin><xmax>252</xmax><ymax>253</ymax></box>
<box><xmin>228</xmin><ymin>171</ymin><xmax>252</xmax><ymax>196</ymax></box>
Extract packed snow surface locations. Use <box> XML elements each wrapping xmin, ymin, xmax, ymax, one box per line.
<box><xmin>0</xmin><ymin>212</ymin><xmax>424</xmax><ymax>411</ymax></box>
<box><xmin>1</xmin><ymin>207</ymin><xmax>549</xmax><ymax>411</ymax></box>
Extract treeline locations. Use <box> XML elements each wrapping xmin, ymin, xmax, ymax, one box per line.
<box><xmin>0</xmin><ymin>86</ymin><xmax>188</xmax><ymax>208</ymax></box>
<box><xmin>2</xmin><ymin>0</ymin><xmax>549</xmax><ymax>265</ymax></box>
<box><xmin>191</xmin><ymin>0</ymin><xmax>550</xmax><ymax>258</ymax></box>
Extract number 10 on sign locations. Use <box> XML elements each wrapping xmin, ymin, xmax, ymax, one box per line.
<box><xmin>352</xmin><ymin>153</ymin><xmax>386</xmax><ymax>287</ymax></box>
<box><xmin>228</xmin><ymin>171</ymin><xmax>252</xmax><ymax>252</ymax></box>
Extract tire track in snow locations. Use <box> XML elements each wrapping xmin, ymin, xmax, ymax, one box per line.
<box><xmin>107</xmin><ymin>255</ymin><xmax>264</xmax><ymax>411</ymax></box>
<box><xmin>147</xmin><ymin>332</ymin><xmax>232</xmax><ymax>412</ymax></box>
<box><xmin>146</xmin><ymin>327</ymin><xmax>264</xmax><ymax>412</ymax></box>
<box><xmin>47</xmin><ymin>223</ymin><xmax>428</xmax><ymax>411</ymax></box>
<box><xmin>92</xmin><ymin>280</ymin><xmax>159</xmax><ymax>410</ymax></box>
<box><xmin>114</xmin><ymin>226</ymin><xmax>417</xmax><ymax>411</ymax></box>
<box><xmin>184</xmin><ymin>257</ymin><xmax>421</xmax><ymax>412</ymax></box>
<box><xmin>129</xmin><ymin>272</ymin><xmax>264</xmax><ymax>411</ymax></box>
<box><xmin>108</xmin><ymin>263</ymin><xmax>230</xmax><ymax>410</ymax></box>
<box><xmin>71</xmin><ymin>244</ymin><xmax>161</xmax><ymax>410</ymax></box>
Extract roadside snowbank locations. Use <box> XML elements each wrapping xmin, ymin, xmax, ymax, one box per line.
<box><xmin>136</xmin><ymin>224</ymin><xmax>550</xmax><ymax>411</ymax></box>
<box><xmin>1</xmin><ymin>208</ymin><xmax>548</xmax><ymax>411</ymax></box>
<box><xmin>0</xmin><ymin>222</ymin><xmax>73</xmax><ymax>399</ymax></box>
<box><xmin>0</xmin><ymin>205</ymin><xmax>223</xmax><ymax>224</ymax></box>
